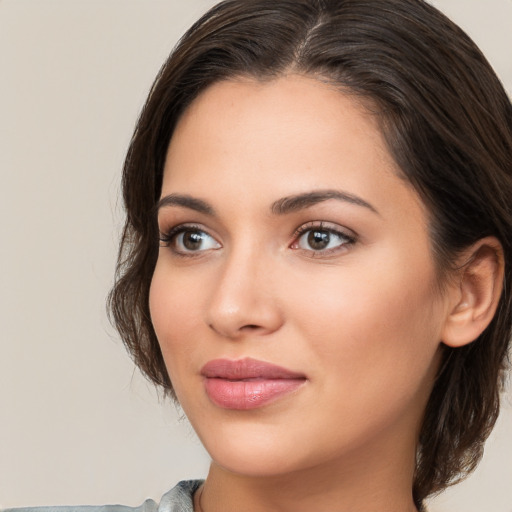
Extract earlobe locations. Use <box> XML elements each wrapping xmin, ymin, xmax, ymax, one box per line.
<box><xmin>441</xmin><ymin>237</ymin><xmax>504</xmax><ymax>348</ymax></box>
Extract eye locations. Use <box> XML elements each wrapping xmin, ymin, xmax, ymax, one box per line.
<box><xmin>160</xmin><ymin>226</ymin><xmax>221</xmax><ymax>254</ymax></box>
<box><xmin>291</xmin><ymin>223</ymin><xmax>355</xmax><ymax>254</ymax></box>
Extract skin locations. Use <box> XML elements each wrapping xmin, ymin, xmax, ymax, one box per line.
<box><xmin>149</xmin><ymin>75</ymin><xmax>457</xmax><ymax>512</ymax></box>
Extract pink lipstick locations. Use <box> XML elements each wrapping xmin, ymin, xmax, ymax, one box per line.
<box><xmin>201</xmin><ymin>358</ymin><xmax>306</xmax><ymax>410</ymax></box>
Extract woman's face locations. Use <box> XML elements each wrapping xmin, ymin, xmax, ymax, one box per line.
<box><xmin>150</xmin><ymin>75</ymin><xmax>450</xmax><ymax>477</ymax></box>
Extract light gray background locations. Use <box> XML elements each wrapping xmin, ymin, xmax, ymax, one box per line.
<box><xmin>0</xmin><ymin>1</ymin><xmax>511</xmax><ymax>510</ymax></box>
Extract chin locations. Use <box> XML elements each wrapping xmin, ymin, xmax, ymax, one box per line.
<box><xmin>191</xmin><ymin>413</ymin><xmax>349</xmax><ymax>480</ymax></box>
<box><xmin>207</xmin><ymin>443</ymin><xmax>307</xmax><ymax>478</ymax></box>
<box><xmin>190</xmin><ymin>416</ymin><xmax>307</xmax><ymax>477</ymax></box>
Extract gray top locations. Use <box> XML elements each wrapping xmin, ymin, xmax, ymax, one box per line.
<box><xmin>2</xmin><ymin>481</ymin><xmax>203</xmax><ymax>512</ymax></box>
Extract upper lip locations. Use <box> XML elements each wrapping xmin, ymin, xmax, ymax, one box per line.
<box><xmin>201</xmin><ymin>357</ymin><xmax>306</xmax><ymax>380</ymax></box>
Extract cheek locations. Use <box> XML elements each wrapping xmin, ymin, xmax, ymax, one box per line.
<box><xmin>148</xmin><ymin>262</ymin><xmax>203</xmax><ymax>373</ymax></box>
<box><xmin>286</xmin><ymin>266</ymin><xmax>442</xmax><ymax>448</ymax></box>
<box><xmin>285</xmin><ymin>248</ymin><xmax>443</xmax><ymax>387</ymax></box>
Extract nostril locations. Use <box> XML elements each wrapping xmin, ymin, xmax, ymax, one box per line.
<box><xmin>208</xmin><ymin>323</ymin><xmax>260</xmax><ymax>334</ymax></box>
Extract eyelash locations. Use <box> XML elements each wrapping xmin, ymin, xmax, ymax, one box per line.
<box><xmin>159</xmin><ymin>224</ymin><xmax>219</xmax><ymax>257</ymax></box>
<box><xmin>290</xmin><ymin>222</ymin><xmax>357</xmax><ymax>256</ymax></box>
<box><xmin>158</xmin><ymin>222</ymin><xmax>357</xmax><ymax>257</ymax></box>
<box><xmin>159</xmin><ymin>223</ymin><xmax>199</xmax><ymax>244</ymax></box>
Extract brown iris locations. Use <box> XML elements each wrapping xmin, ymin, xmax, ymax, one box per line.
<box><xmin>182</xmin><ymin>230</ymin><xmax>205</xmax><ymax>251</ymax></box>
<box><xmin>307</xmin><ymin>230</ymin><xmax>330</xmax><ymax>250</ymax></box>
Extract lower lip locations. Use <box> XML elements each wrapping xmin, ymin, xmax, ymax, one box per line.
<box><xmin>204</xmin><ymin>378</ymin><xmax>306</xmax><ymax>410</ymax></box>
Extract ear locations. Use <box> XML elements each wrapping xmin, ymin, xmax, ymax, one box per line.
<box><xmin>441</xmin><ymin>237</ymin><xmax>504</xmax><ymax>348</ymax></box>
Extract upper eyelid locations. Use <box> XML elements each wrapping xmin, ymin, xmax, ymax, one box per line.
<box><xmin>292</xmin><ymin>220</ymin><xmax>357</xmax><ymax>238</ymax></box>
<box><xmin>159</xmin><ymin>223</ymin><xmax>207</xmax><ymax>243</ymax></box>
<box><xmin>159</xmin><ymin>221</ymin><xmax>212</xmax><ymax>235</ymax></box>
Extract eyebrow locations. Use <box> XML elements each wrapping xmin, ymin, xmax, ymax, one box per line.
<box><xmin>271</xmin><ymin>189</ymin><xmax>379</xmax><ymax>216</ymax></box>
<box><xmin>155</xmin><ymin>189</ymin><xmax>379</xmax><ymax>217</ymax></box>
<box><xmin>155</xmin><ymin>194</ymin><xmax>215</xmax><ymax>215</ymax></box>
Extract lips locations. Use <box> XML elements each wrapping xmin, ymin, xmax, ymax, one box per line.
<box><xmin>201</xmin><ymin>358</ymin><xmax>306</xmax><ymax>410</ymax></box>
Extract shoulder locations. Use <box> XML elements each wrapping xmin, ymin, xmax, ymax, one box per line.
<box><xmin>2</xmin><ymin>480</ymin><xmax>203</xmax><ymax>512</ymax></box>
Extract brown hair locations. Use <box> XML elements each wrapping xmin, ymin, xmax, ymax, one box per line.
<box><xmin>108</xmin><ymin>0</ymin><xmax>512</xmax><ymax>507</ymax></box>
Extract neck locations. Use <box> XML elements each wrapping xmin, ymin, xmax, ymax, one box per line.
<box><xmin>197</xmin><ymin>432</ymin><xmax>420</xmax><ymax>512</ymax></box>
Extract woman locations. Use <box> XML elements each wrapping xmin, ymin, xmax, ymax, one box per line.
<box><xmin>105</xmin><ymin>0</ymin><xmax>512</xmax><ymax>510</ymax></box>
<box><xmin>6</xmin><ymin>0</ymin><xmax>511</xmax><ymax>511</ymax></box>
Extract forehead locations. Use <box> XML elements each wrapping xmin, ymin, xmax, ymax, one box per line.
<box><xmin>162</xmin><ymin>75</ymin><xmax>424</xmax><ymax>220</ymax></box>
<box><xmin>168</xmin><ymin>75</ymin><xmax>387</xmax><ymax>163</ymax></box>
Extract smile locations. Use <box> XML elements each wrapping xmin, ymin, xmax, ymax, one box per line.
<box><xmin>201</xmin><ymin>358</ymin><xmax>307</xmax><ymax>410</ymax></box>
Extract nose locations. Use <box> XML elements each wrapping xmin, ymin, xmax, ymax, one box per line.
<box><xmin>205</xmin><ymin>246</ymin><xmax>284</xmax><ymax>340</ymax></box>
